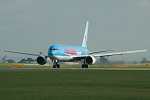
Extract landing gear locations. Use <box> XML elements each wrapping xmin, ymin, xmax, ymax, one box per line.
<box><xmin>53</xmin><ymin>60</ymin><xmax>60</xmax><ymax>68</ymax></box>
<box><xmin>53</xmin><ymin>65</ymin><xmax>56</xmax><ymax>68</ymax></box>
<box><xmin>82</xmin><ymin>59</ymin><xmax>88</xmax><ymax>68</ymax></box>
<box><xmin>57</xmin><ymin>64</ymin><xmax>60</xmax><ymax>68</ymax></box>
<box><xmin>53</xmin><ymin>64</ymin><xmax>60</xmax><ymax>68</ymax></box>
<box><xmin>82</xmin><ymin>64</ymin><xmax>88</xmax><ymax>68</ymax></box>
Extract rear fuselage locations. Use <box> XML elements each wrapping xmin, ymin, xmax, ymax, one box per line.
<box><xmin>48</xmin><ymin>44</ymin><xmax>89</xmax><ymax>61</ymax></box>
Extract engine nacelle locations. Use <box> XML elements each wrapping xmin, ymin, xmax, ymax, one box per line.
<box><xmin>85</xmin><ymin>56</ymin><xmax>96</xmax><ymax>65</ymax></box>
<box><xmin>36</xmin><ymin>56</ymin><xmax>47</xmax><ymax>65</ymax></box>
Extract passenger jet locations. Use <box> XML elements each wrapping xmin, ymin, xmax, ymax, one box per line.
<box><xmin>5</xmin><ymin>21</ymin><xmax>148</xmax><ymax>68</ymax></box>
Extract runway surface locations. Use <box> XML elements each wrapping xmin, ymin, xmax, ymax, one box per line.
<box><xmin>0</xmin><ymin>67</ymin><xmax>150</xmax><ymax>70</ymax></box>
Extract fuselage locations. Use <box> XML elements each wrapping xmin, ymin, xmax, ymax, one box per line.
<box><xmin>48</xmin><ymin>44</ymin><xmax>89</xmax><ymax>61</ymax></box>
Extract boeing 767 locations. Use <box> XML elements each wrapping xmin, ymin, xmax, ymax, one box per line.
<box><xmin>5</xmin><ymin>21</ymin><xmax>148</xmax><ymax>68</ymax></box>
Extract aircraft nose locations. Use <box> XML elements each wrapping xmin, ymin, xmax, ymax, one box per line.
<box><xmin>49</xmin><ymin>50</ymin><xmax>57</xmax><ymax>55</ymax></box>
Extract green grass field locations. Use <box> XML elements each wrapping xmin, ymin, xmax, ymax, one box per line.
<box><xmin>0</xmin><ymin>64</ymin><xmax>150</xmax><ymax>100</ymax></box>
<box><xmin>0</xmin><ymin>63</ymin><xmax>150</xmax><ymax>68</ymax></box>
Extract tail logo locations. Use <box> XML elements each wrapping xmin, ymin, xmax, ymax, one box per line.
<box><xmin>82</xmin><ymin>21</ymin><xmax>89</xmax><ymax>48</ymax></box>
<box><xmin>85</xmin><ymin>36</ymin><xmax>87</xmax><ymax>44</ymax></box>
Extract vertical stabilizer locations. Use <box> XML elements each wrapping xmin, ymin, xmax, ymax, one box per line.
<box><xmin>82</xmin><ymin>21</ymin><xmax>89</xmax><ymax>48</ymax></box>
<box><xmin>1</xmin><ymin>55</ymin><xmax>7</xmax><ymax>63</ymax></box>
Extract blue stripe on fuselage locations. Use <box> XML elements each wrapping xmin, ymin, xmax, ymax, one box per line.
<box><xmin>48</xmin><ymin>44</ymin><xmax>89</xmax><ymax>56</ymax></box>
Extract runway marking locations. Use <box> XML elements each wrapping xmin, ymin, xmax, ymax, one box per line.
<box><xmin>0</xmin><ymin>67</ymin><xmax>150</xmax><ymax>70</ymax></box>
<box><xmin>116</xmin><ymin>65</ymin><xmax>128</xmax><ymax>67</ymax></box>
<box><xmin>12</xmin><ymin>64</ymin><xmax>24</xmax><ymax>66</ymax></box>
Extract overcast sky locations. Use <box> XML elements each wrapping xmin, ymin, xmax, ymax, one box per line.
<box><xmin>0</xmin><ymin>0</ymin><xmax>150</xmax><ymax>62</ymax></box>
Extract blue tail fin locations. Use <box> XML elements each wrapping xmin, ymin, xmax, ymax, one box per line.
<box><xmin>82</xmin><ymin>21</ymin><xmax>89</xmax><ymax>48</ymax></box>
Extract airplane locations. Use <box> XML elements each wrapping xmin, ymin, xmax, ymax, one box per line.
<box><xmin>4</xmin><ymin>21</ymin><xmax>148</xmax><ymax>68</ymax></box>
<box><xmin>1</xmin><ymin>55</ymin><xmax>7</xmax><ymax>63</ymax></box>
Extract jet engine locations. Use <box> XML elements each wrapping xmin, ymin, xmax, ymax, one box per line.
<box><xmin>37</xmin><ymin>56</ymin><xmax>47</xmax><ymax>65</ymax></box>
<box><xmin>85</xmin><ymin>56</ymin><xmax>96</xmax><ymax>65</ymax></box>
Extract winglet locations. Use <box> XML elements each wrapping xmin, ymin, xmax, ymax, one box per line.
<box><xmin>82</xmin><ymin>21</ymin><xmax>89</xmax><ymax>48</ymax></box>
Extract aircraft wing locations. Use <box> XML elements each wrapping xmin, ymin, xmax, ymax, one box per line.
<box><xmin>89</xmin><ymin>49</ymin><xmax>115</xmax><ymax>54</ymax></box>
<box><xmin>91</xmin><ymin>49</ymin><xmax>148</xmax><ymax>57</ymax></box>
<box><xmin>4</xmin><ymin>49</ymin><xmax>41</xmax><ymax>56</ymax></box>
<box><xmin>73</xmin><ymin>49</ymin><xmax>148</xmax><ymax>58</ymax></box>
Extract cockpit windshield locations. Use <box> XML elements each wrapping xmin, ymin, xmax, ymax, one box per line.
<box><xmin>50</xmin><ymin>48</ymin><xmax>59</xmax><ymax>51</ymax></box>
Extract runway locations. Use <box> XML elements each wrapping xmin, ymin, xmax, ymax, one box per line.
<box><xmin>0</xmin><ymin>67</ymin><xmax>150</xmax><ymax>70</ymax></box>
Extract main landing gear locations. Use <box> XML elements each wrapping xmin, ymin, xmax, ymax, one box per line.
<box><xmin>82</xmin><ymin>64</ymin><xmax>88</xmax><ymax>68</ymax></box>
<box><xmin>82</xmin><ymin>59</ymin><xmax>88</xmax><ymax>68</ymax></box>
<box><xmin>53</xmin><ymin>60</ymin><xmax>60</xmax><ymax>68</ymax></box>
<box><xmin>53</xmin><ymin>64</ymin><xmax>60</xmax><ymax>68</ymax></box>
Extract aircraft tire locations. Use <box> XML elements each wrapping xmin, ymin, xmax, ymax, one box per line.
<box><xmin>85</xmin><ymin>65</ymin><xmax>88</xmax><ymax>68</ymax></box>
<box><xmin>82</xmin><ymin>64</ymin><xmax>88</xmax><ymax>68</ymax></box>
<box><xmin>57</xmin><ymin>64</ymin><xmax>60</xmax><ymax>68</ymax></box>
<box><xmin>53</xmin><ymin>65</ymin><xmax>56</xmax><ymax>68</ymax></box>
<box><xmin>82</xmin><ymin>65</ymin><xmax>85</xmax><ymax>68</ymax></box>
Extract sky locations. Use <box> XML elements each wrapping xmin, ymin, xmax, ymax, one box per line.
<box><xmin>0</xmin><ymin>0</ymin><xmax>150</xmax><ymax>62</ymax></box>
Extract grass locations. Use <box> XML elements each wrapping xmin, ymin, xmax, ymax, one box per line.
<box><xmin>0</xmin><ymin>63</ymin><xmax>150</xmax><ymax>68</ymax></box>
<box><xmin>0</xmin><ymin>67</ymin><xmax>150</xmax><ymax>100</ymax></box>
<box><xmin>0</xmin><ymin>63</ymin><xmax>50</xmax><ymax>68</ymax></box>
